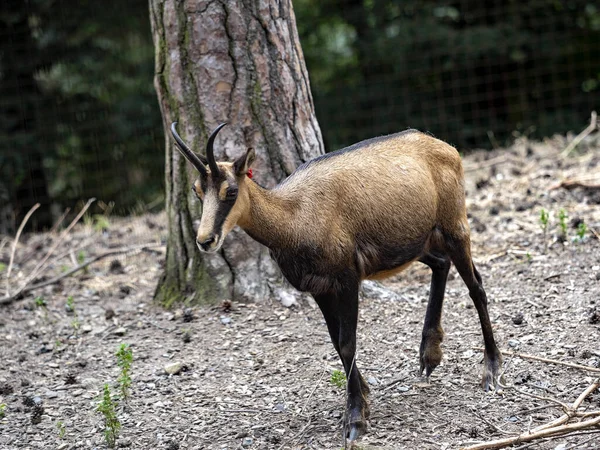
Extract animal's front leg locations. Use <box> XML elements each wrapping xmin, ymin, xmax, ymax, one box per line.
<box><xmin>314</xmin><ymin>281</ymin><xmax>370</xmax><ymax>443</ymax></box>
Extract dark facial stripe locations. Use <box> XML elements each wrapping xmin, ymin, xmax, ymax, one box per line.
<box><xmin>211</xmin><ymin>197</ymin><xmax>236</xmax><ymax>235</ymax></box>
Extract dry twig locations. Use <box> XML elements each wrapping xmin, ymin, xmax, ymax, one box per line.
<box><xmin>461</xmin><ymin>378</ymin><xmax>600</xmax><ymax>450</ymax></box>
<box><xmin>473</xmin><ymin>348</ymin><xmax>600</xmax><ymax>374</ymax></box>
<box><xmin>6</xmin><ymin>203</ymin><xmax>40</xmax><ymax>297</ymax></box>
<box><xmin>0</xmin><ymin>242</ymin><xmax>164</xmax><ymax>305</ymax></box>
<box><xmin>560</xmin><ymin>111</ymin><xmax>598</xmax><ymax>158</ymax></box>
<box><xmin>5</xmin><ymin>198</ymin><xmax>95</xmax><ymax>301</ymax></box>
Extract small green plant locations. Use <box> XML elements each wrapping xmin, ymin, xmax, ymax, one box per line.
<box><xmin>77</xmin><ymin>250</ymin><xmax>86</xmax><ymax>265</ymax></box>
<box><xmin>539</xmin><ymin>208</ymin><xmax>549</xmax><ymax>251</ymax></box>
<box><xmin>66</xmin><ymin>296</ymin><xmax>80</xmax><ymax>331</ymax></box>
<box><xmin>85</xmin><ymin>214</ymin><xmax>110</xmax><ymax>232</ymax></box>
<box><xmin>115</xmin><ymin>344</ymin><xmax>133</xmax><ymax>401</ymax></box>
<box><xmin>34</xmin><ymin>296</ymin><xmax>47</xmax><ymax>308</ymax></box>
<box><xmin>66</xmin><ymin>296</ymin><xmax>75</xmax><ymax>313</ymax></box>
<box><xmin>76</xmin><ymin>250</ymin><xmax>89</xmax><ymax>274</ymax></box>
<box><xmin>330</xmin><ymin>370</ymin><xmax>346</xmax><ymax>389</ymax></box>
<box><xmin>0</xmin><ymin>403</ymin><xmax>6</xmax><ymax>418</ymax></box>
<box><xmin>525</xmin><ymin>251</ymin><xmax>532</xmax><ymax>263</ymax></box>
<box><xmin>0</xmin><ymin>262</ymin><xmax>6</xmax><ymax>273</ymax></box>
<box><xmin>57</xmin><ymin>420</ymin><xmax>66</xmax><ymax>438</ymax></box>
<box><xmin>539</xmin><ymin>208</ymin><xmax>549</xmax><ymax>229</ymax></box>
<box><xmin>96</xmin><ymin>384</ymin><xmax>121</xmax><ymax>448</ymax></box>
<box><xmin>34</xmin><ymin>296</ymin><xmax>48</xmax><ymax>319</ymax></box>
<box><xmin>576</xmin><ymin>222</ymin><xmax>587</xmax><ymax>242</ymax></box>
<box><xmin>558</xmin><ymin>208</ymin><xmax>568</xmax><ymax>239</ymax></box>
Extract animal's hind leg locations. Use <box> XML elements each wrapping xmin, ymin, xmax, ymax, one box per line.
<box><xmin>443</xmin><ymin>226</ymin><xmax>502</xmax><ymax>391</ymax></box>
<box><xmin>418</xmin><ymin>252</ymin><xmax>451</xmax><ymax>378</ymax></box>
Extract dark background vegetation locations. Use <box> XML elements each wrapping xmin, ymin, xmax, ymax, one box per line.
<box><xmin>1</xmin><ymin>0</ymin><xmax>599</xmax><ymax>232</ymax></box>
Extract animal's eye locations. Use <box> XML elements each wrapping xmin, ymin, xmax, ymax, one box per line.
<box><xmin>225</xmin><ymin>188</ymin><xmax>238</xmax><ymax>200</ymax></box>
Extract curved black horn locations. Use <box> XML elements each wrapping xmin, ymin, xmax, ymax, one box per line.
<box><xmin>170</xmin><ymin>122</ymin><xmax>207</xmax><ymax>176</ymax></box>
<box><xmin>206</xmin><ymin>123</ymin><xmax>227</xmax><ymax>176</ymax></box>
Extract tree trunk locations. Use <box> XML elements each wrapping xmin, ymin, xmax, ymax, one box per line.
<box><xmin>149</xmin><ymin>0</ymin><xmax>324</xmax><ymax>306</ymax></box>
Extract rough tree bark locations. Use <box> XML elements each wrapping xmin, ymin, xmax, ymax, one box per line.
<box><xmin>149</xmin><ymin>0</ymin><xmax>324</xmax><ymax>305</ymax></box>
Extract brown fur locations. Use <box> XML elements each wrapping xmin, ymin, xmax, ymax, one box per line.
<box><xmin>224</xmin><ymin>131</ymin><xmax>466</xmax><ymax>282</ymax></box>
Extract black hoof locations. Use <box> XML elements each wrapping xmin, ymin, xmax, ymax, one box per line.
<box><xmin>346</xmin><ymin>420</ymin><xmax>367</xmax><ymax>443</ymax></box>
<box><xmin>481</xmin><ymin>352</ymin><xmax>503</xmax><ymax>391</ymax></box>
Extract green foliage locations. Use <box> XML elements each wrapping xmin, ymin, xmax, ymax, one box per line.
<box><xmin>57</xmin><ymin>420</ymin><xmax>66</xmax><ymax>438</ymax></box>
<box><xmin>296</xmin><ymin>0</ymin><xmax>600</xmax><ymax>151</ymax></box>
<box><xmin>330</xmin><ymin>369</ymin><xmax>346</xmax><ymax>389</ymax></box>
<box><xmin>0</xmin><ymin>263</ymin><xmax>6</xmax><ymax>273</ymax></box>
<box><xmin>115</xmin><ymin>344</ymin><xmax>133</xmax><ymax>401</ymax></box>
<box><xmin>84</xmin><ymin>214</ymin><xmax>110</xmax><ymax>232</ymax></box>
<box><xmin>96</xmin><ymin>384</ymin><xmax>121</xmax><ymax>448</ymax></box>
<box><xmin>77</xmin><ymin>250</ymin><xmax>86</xmax><ymax>265</ymax></box>
<box><xmin>66</xmin><ymin>296</ymin><xmax>80</xmax><ymax>331</ymax></box>
<box><xmin>575</xmin><ymin>221</ymin><xmax>588</xmax><ymax>242</ymax></box>
<box><xmin>558</xmin><ymin>209</ymin><xmax>568</xmax><ymax>238</ymax></box>
<box><xmin>66</xmin><ymin>296</ymin><xmax>75</xmax><ymax>313</ymax></box>
<box><xmin>34</xmin><ymin>297</ymin><xmax>47</xmax><ymax>309</ymax></box>
<box><xmin>0</xmin><ymin>403</ymin><xmax>6</xmax><ymax>418</ymax></box>
<box><xmin>0</xmin><ymin>0</ymin><xmax>163</xmax><ymax>232</ymax></box>
<box><xmin>540</xmin><ymin>209</ymin><xmax>549</xmax><ymax>232</ymax></box>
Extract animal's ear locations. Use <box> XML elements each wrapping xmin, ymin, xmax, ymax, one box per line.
<box><xmin>233</xmin><ymin>148</ymin><xmax>256</xmax><ymax>176</ymax></box>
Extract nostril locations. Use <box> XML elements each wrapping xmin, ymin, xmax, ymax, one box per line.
<box><xmin>197</xmin><ymin>236</ymin><xmax>216</xmax><ymax>249</ymax></box>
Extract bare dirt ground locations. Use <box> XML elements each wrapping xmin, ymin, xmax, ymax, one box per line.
<box><xmin>1</xmin><ymin>134</ymin><xmax>600</xmax><ymax>450</ymax></box>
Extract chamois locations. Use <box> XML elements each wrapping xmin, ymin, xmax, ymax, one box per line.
<box><xmin>170</xmin><ymin>122</ymin><xmax>502</xmax><ymax>442</ymax></box>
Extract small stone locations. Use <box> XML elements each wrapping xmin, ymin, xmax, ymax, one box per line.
<box><xmin>38</xmin><ymin>345</ymin><xmax>52</xmax><ymax>354</ymax></box>
<box><xmin>220</xmin><ymin>316</ymin><xmax>231</xmax><ymax>325</ymax></box>
<box><xmin>45</xmin><ymin>390</ymin><xmax>59</xmax><ymax>399</ymax></box>
<box><xmin>182</xmin><ymin>308</ymin><xmax>194</xmax><ymax>322</ymax></box>
<box><xmin>508</xmin><ymin>339</ymin><xmax>521</xmax><ymax>348</ymax></box>
<box><xmin>0</xmin><ymin>382</ymin><xmax>13</xmax><ymax>395</ymax></box>
<box><xmin>65</xmin><ymin>372</ymin><xmax>77</xmax><ymax>385</ymax></box>
<box><xmin>30</xmin><ymin>405</ymin><xmax>44</xmax><ymax>424</ymax></box>
<box><xmin>278</xmin><ymin>291</ymin><xmax>297</xmax><ymax>308</ymax></box>
<box><xmin>118</xmin><ymin>437</ymin><xmax>132</xmax><ymax>447</ymax></box>
<box><xmin>512</xmin><ymin>312</ymin><xmax>524</xmax><ymax>325</ymax></box>
<box><xmin>397</xmin><ymin>385</ymin><xmax>410</xmax><ymax>392</ymax></box>
<box><xmin>164</xmin><ymin>362</ymin><xmax>184</xmax><ymax>375</ymax></box>
<box><xmin>166</xmin><ymin>441</ymin><xmax>179</xmax><ymax>450</ymax></box>
<box><xmin>81</xmin><ymin>324</ymin><xmax>92</xmax><ymax>333</ymax></box>
<box><xmin>57</xmin><ymin>444</ymin><xmax>69</xmax><ymax>450</ymax></box>
<box><xmin>119</xmin><ymin>285</ymin><xmax>132</xmax><ymax>296</ymax></box>
<box><xmin>109</xmin><ymin>259</ymin><xmax>125</xmax><ymax>274</ymax></box>
<box><xmin>274</xmin><ymin>403</ymin><xmax>285</xmax><ymax>412</ymax></box>
<box><xmin>242</xmin><ymin>437</ymin><xmax>253</xmax><ymax>447</ymax></box>
<box><xmin>23</xmin><ymin>396</ymin><xmax>42</xmax><ymax>407</ymax></box>
<box><xmin>105</xmin><ymin>308</ymin><xmax>115</xmax><ymax>320</ymax></box>
<box><xmin>113</xmin><ymin>327</ymin><xmax>127</xmax><ymax>336</ymax></box>
<box><xmin>367</xmin><ymin>376</ymin><xmax>378</xmax><ymax>386</ymax></box>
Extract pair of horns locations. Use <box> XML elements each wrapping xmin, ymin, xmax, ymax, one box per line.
<box><xmin>170</xmin><ymin>122</ymin><xmax>227</xmax><ymax>176</ymax></box>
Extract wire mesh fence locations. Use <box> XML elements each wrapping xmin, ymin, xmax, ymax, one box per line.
<box><xmin>1</xmin><ymin>0</ymin><xmax>598</xmax><ymax>233</ymax></box>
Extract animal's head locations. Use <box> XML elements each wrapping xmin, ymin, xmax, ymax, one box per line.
<box><xmin>171</xmin><ymin>122</ymin><xmax>256</xmax><ymax>253</ymax></box>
